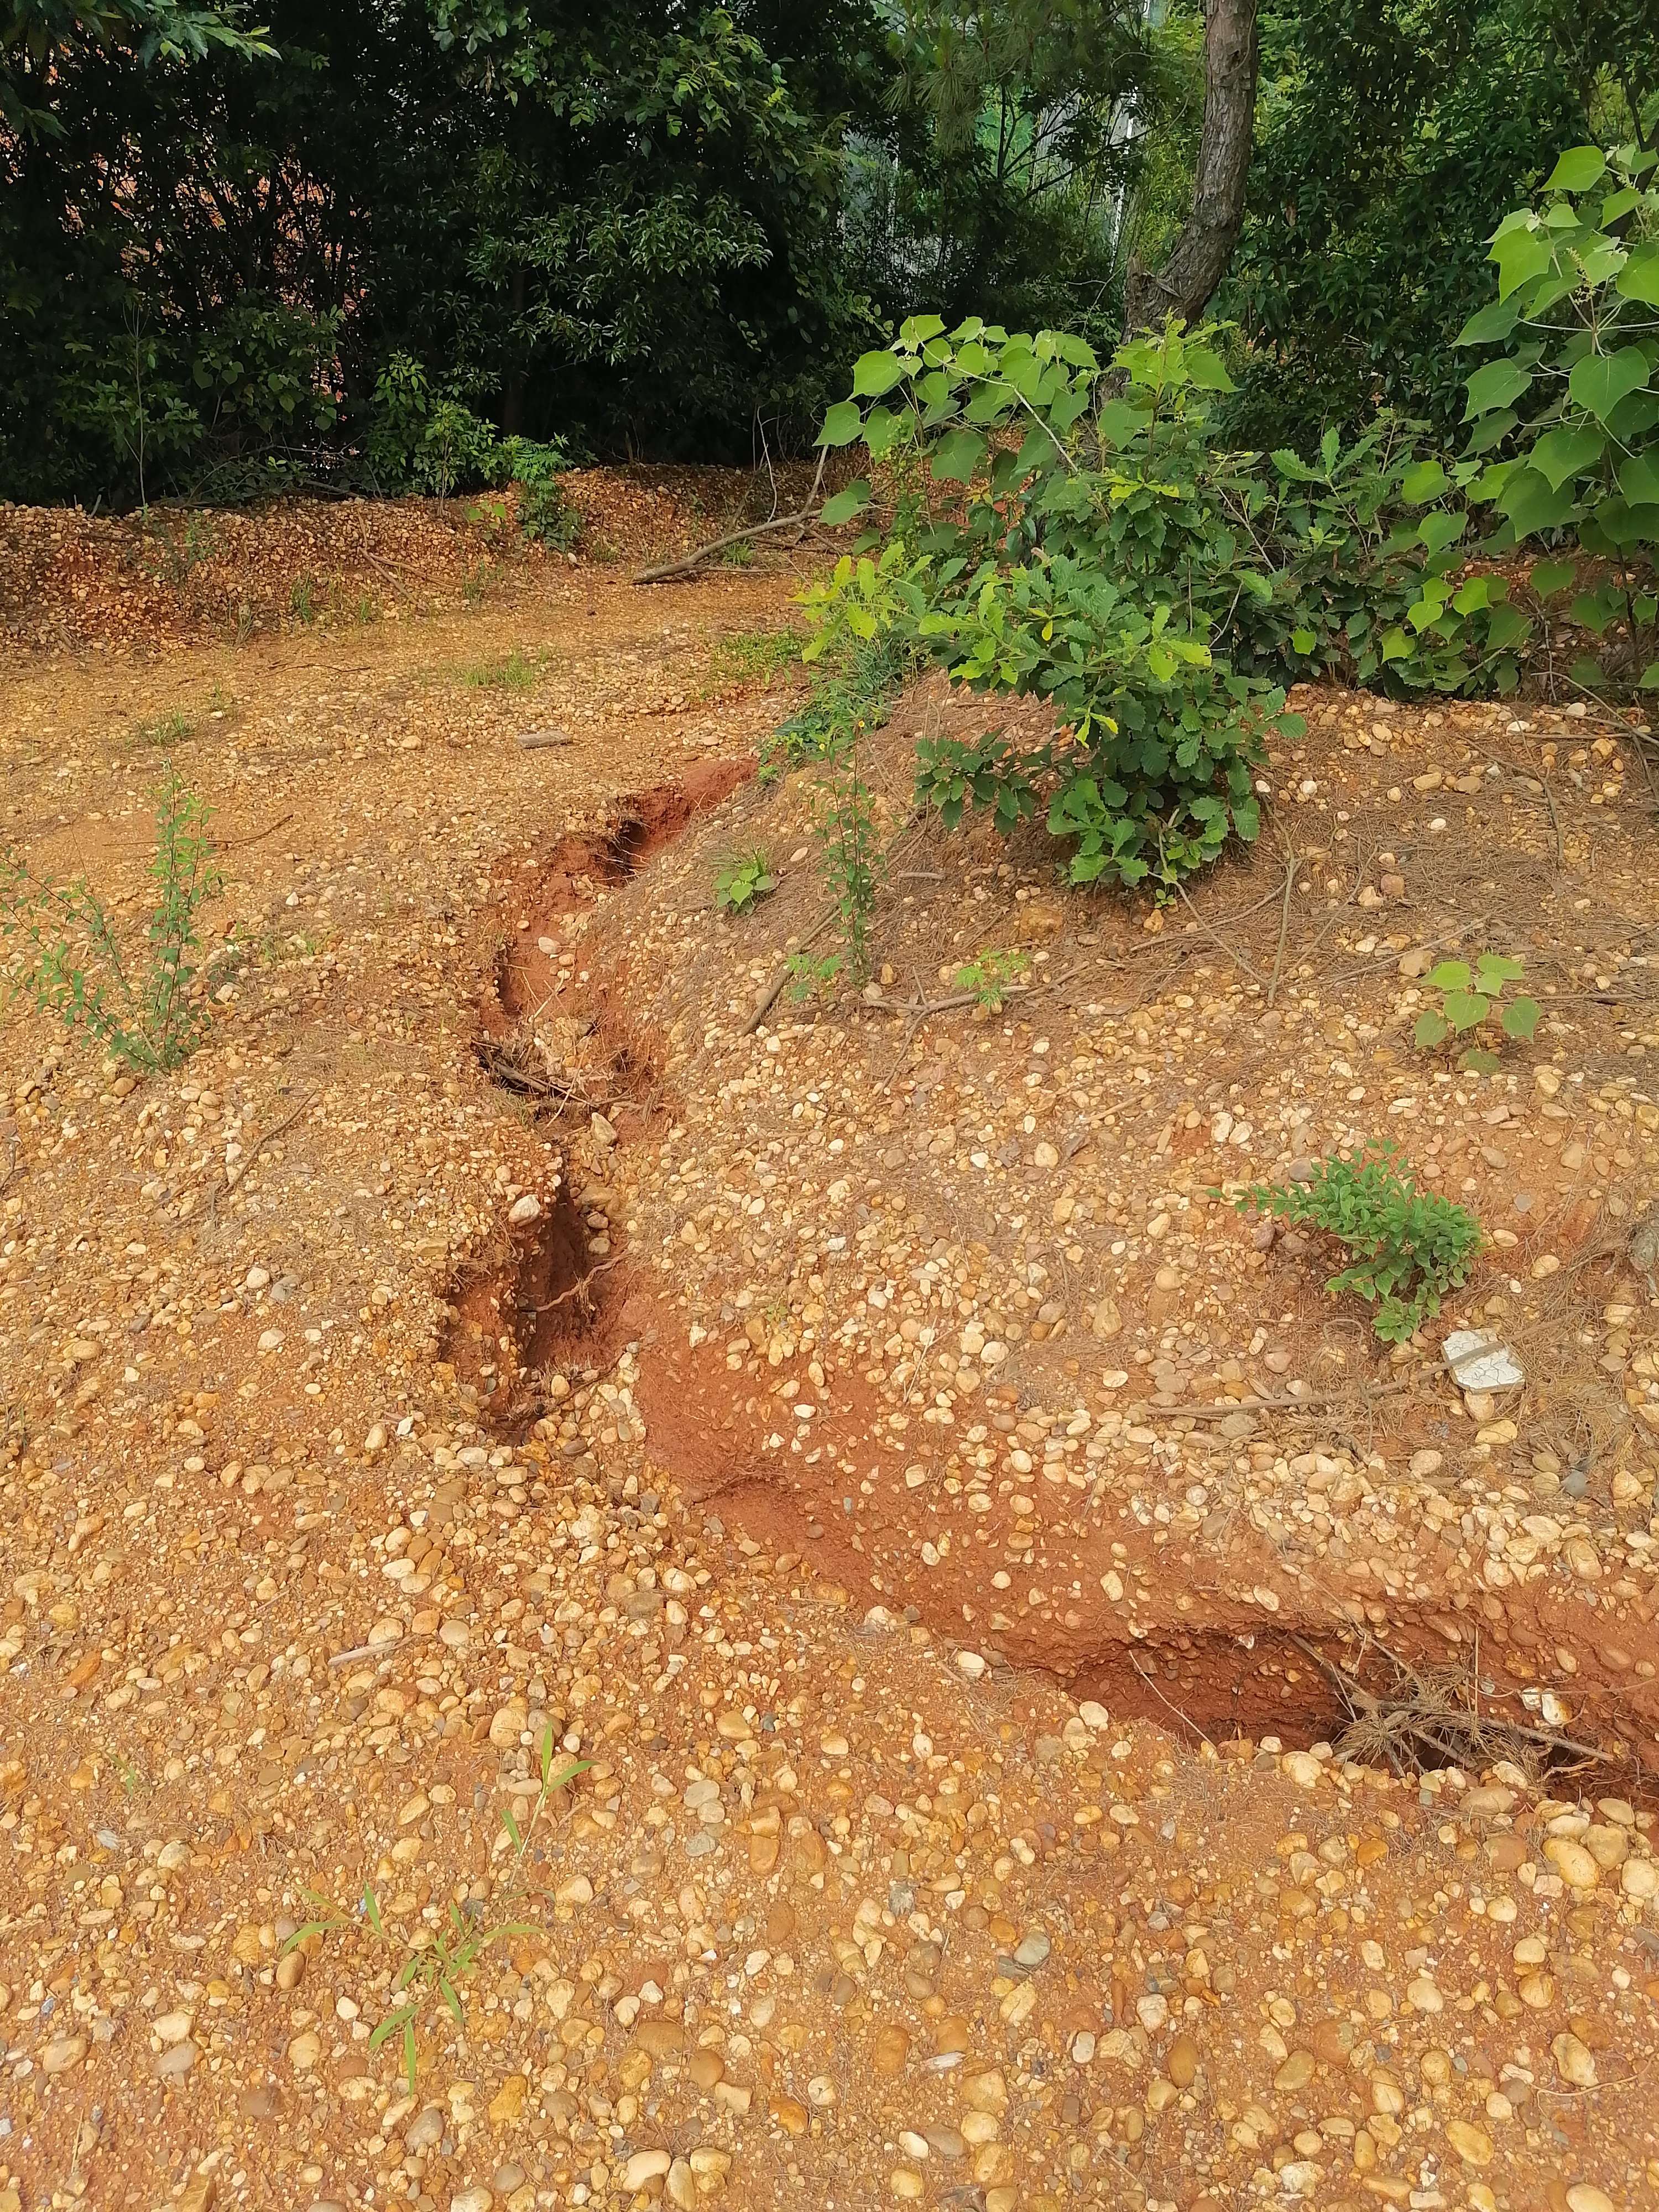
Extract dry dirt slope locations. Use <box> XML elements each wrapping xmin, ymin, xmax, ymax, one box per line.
<box><xmin>0</xmin><ymin>497</ymin><xmax>1656</xmax><ymax>2212</ymax></box>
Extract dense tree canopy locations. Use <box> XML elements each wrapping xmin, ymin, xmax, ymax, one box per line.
<box><xmin>0</xmin><ymin>0</ymin><xmax>1154</xmax><ymax>504</ymax></box>
<box><xmin>3</xmin><ymin>0</ymin><xmax>1655</xmax><ymax>507</ymax></box>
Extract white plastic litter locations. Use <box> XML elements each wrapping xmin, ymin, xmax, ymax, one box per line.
<box><xmin>1443</xmin><ymin>1328</ymin><xmax>1524</xmax><ymax>1391</ymax></box>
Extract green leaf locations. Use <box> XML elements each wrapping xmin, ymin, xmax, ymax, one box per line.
<box><xmin>1500</xmin><ymin>996</ymin><xmax>1541</xmax><ymax>1040</ymax></box>
<box><xmin>1543</xmin><ymin>145</ymin><xmax>1606</xmax><ymax>193</ymax></box>
<box><xmin>1444</xmin><ymin>989</ymin><xmax>1490</xmax><ymax>1031</ymax></box>
<box><xmin>1528</xmin><ymin>557</ymin><xmax>1577</xmax><ymax>597</ymax></box>
<box><xmin>1414</xmin><ymin>1009</ymin><xmax>1450</xmax><ymax>1048</ymax></box>
<box><xmin>817</xmin><ymin>400</ymin><xmax>863</xmax><ymax>448</ymax></box>
<box><xmin>1417</xmin><ymin>510</ymin><xmax>1466</xmax><ymax>556</ymax></box>
<box><xmin>1568</xmin><ymin>346</ymin><xmax>1650</xmax><ymax>424</ymax></box>
<box><xmin>1499</xmin><ymin>468</ymin><xmax>1578</xmax><ymax>538</ymax></box>
<box><xmin>1527</xmin><ymin>424</ymin><xmax>1604</xmax><ymax>491</ymax></box>
<box><xmin>1456</xmin><ymin>296</ymin><xmax>1523</xmax><ymax>346</ymax></box>
<box><xmin>1619</xmin><ymin>242</ymin><xmax>1659</xmax><ymax>306</ymax></box>
<box><xmin>362</xmin><ymin>1887</ymin><xmax>384</xmax><ymax>1937</ymax></box>
<box><xmin>851</xmin><ymin>350</ymin><xmax>905</xmax><ymax>399</ymax></box>
<box><xmin>931</xmin><ymin>428</ymin><xmax>985</xmax><ymax>484</ymax></box>
<box><xmin>1490</xmin><ymin>226</ymin><xmax>1553</xmax><ymax>301</ymax></box>
<box><xmin>1401</xmin><ymin>459</ymin><xmax>1449</xmax><ymax>504</ymax></box>
<box><xmin>1291</xmin><ymin>627</ymin><xmax>1317</xmax><ymax>654</ymax></box>
<box><xmin>1459</xmin><ymin>1048</ymin><xmax>1503</xmax><ymax>1075</ymax></box>
<box><xmin>500</xmin><ymin>1806</ymin><xmax>521</xmax><ymax>1850</ymax></box>
<box><xmin>1425</xmin><ymin>961</ymin><xmax>1471</xmax><ymax>989</ymax></box>
<box><xmin>1464</xmin><ymin>361</ymin><xmax>1533</xmax><ymax>420</ymax></box>
<box><xmin>1619</xmin><ymin>451</ymin><xmax>1659</xmax><ymax>508</ymax></box>
<box><xmin>1185</xmin><ymin>346</ymin><xmax>1235</xmax><ymax>392</ymax></box>
<box><xmin>1642</xmin><ymin>661</ymin><xmax>1659</xmax><ymax>691</ymax></box>
<box><xmin>1474</xmin><ymin>953</ymin><xmax>1525</xmax><ymax>986</ymax></box>
<box><xmin>819</xmin><ymin>481</ymin><xmax>869</xmax><ymax>528</ymax></box>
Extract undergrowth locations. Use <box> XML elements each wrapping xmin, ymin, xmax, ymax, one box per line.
<box><xmin>1</xmin><ymin>768</ymin><xmax>221</xmax><ymax>1072</ymax></box>
<box><xmin>1236</xmin><ymin>1144</ymin><xmax>1483</xmax><ymax>1344</ymax></box>
<box><xmin>286</xmin><ymin>1726</ymin><xmax>587</xmax><ymax>2093</ymax></box>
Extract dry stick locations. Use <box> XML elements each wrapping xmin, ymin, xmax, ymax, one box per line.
<box><xmin>1460</xmin><ymin>740</ymin><xmax>1566</xmax><ymax>868</ymax></box>
<box><xmin>1288</xmin><ymin>1634</ymin><xmax>1619</xmax><ymax>1768</ymax></box>
<box><xmin>208</xmin><ymin>1088</ymin><xmax>316</xmax><ymax>1223</ymax></box>
<box><xmin>1172</xmin><ymin>1373</ymin><xmax>1426</xmax><ymax>1420</ymax></box>
<box><xmin>534</xmin><ymin>1255</ymin><xmax>621</xmax><ymax>1315</ymax></box>
<box><xmin>212</xmin><ymin>810</ymin><xmax>294</xmax><ymax>855</ymax></box>
<box><xmin>1266</xmin><ymin>843</ymin><xmax>1298</xmax><ymax>1007</ymax></box>
<box><xmin>633</xmin><ymin>449</ymin><xmax>829</xmax><ymax>586</ymax></box>
<box><xmin>231</xmin><ymin>1089</ymin><xmax>316</xmax><ymax>1185</ymax></box>
<box><xmin>330</xmin><ymin>1637</ymin><xmax>404</xmax><ymax>1670</ymax></box>
<box><xmin>1174</xmin><ymin>877</ymin><xmax>1267</xmax><ymax>990</ymax></box>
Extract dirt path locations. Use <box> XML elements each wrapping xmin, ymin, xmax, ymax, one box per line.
<box><xmin>2</xmin><ymin>498</ymin><xmax>1657</xmax><ymax>2212</ymax></box>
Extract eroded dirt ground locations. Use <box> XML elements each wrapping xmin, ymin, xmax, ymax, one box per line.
<box><xmin>2</xmin><ymin>493</ymin><xmax>1659</xmax><ymax>2212</ymax></box>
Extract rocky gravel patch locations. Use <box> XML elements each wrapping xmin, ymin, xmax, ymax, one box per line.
<box><xmin>1</xmin><ymin>501</ymin><xmax>1657</xmax><ymax>2209</ymax></box>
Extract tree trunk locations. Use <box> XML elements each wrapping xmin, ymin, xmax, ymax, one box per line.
<box><xmin>1123</xmin><ymin>0</ymin><xmax>1260</xmax><ymax>334</ymax></box>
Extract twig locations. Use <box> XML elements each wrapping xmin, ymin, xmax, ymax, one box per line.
<box><xmin>1129</xmin><ymin>1655</ymin><xmax>1213</xmax><ymax>1747</ymax></box>
<box><xmin>216</xmin><ymin>1084</ymin><xmax>316</xmax><ymax>1194</ymax></box>
<box><xmin>534</xmin><ymin>1255</ymin><xmax>621</xmax><ymax>1314</ymax></box>
<box><xmin>329</xmin><ymin>1637</ymin><xmax>403</xmax><ymax>1668</ymax></box>
<box><xmin>1460</xmin><ymin>741</ymin><xmax>1566</xmax><ymax>868</ymax></box>
<box><xmin>1170</xmin><ymin>1374</ymin><xmax>1423</xmax><ymax>1418</ymax></box>
<box><xmin>211</xmin><ymin>811</ymin><xmax>294</xmax><ymax>856</ymax></box>
<box><xmin>1267</xmin><ymin>843</ymin><xmax>1298</xmax><ymax>1007</ymax></box>
<box><xmin>1175</xmin><ymin>877</ymin><xmax>1266</xmax><ymax>989</ymax></box>
<box><xmin>634</xmin><ymin>450</ymin><xmax>830</xmax><ymax>585</ymax></box>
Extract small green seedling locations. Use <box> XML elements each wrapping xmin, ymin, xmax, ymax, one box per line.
<box><xmin>714</xmin><ymin>847</ymin><xmax>777</xmax><ymax>915</ymax></box>
<box><xmin>283</xmin><ymin>1728</ymin><xmax>588</xmax><ymax>2092</ymax></box>
<box><xmin>1235</xmin><ymin>1142</ymin><xmax>1482</xmax><ymax>1344</ymax></box>
<box><xmin>953</xmin><ymin>945</ymin><xmax>1032</xmax><ymax>1011</ymax></box>
<box><xmin>785</xmin><ymin>947</ymin><xmax>843</xmax><ymax>1001</ymax></box>
<box><xmin>1413</xmin><ymin>952</ymin><xmax>1539</xmax><ymax>1073</ymax></box>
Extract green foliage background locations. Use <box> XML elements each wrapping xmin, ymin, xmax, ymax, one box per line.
<box><xmin>0</xmin><ymin>0</ymin><xmax>1158</xmax><ymax>507</ymax></box>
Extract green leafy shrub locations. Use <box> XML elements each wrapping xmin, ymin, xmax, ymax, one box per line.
<box><xmin>1</xmin><ymin>769</ymin><xmax>221</xmax><ymax>1072</ymax></box>
<box><xmin>812</xmin><ymin>317</ymin><xmax>1307</xmax><ymax>887</ymax></box>
<box><xmin>714</xmin><ymin>847</ymin><xmax>777</xmax><ymax>915</ymax></box>
<box><xmin>505</xmin><ymin>439</ymin><xmax>581</xmax><ymax>549</ymax></box>
<box><xmin>1459</xmin><ymin>140</ymin><xmax>1659</xmax><ymax>693</ymax></box>
<box><xmin>368</xmin><ymin>353</ymin><xmax>505</xmax><ymax>500</ymax></box>
<box><xmin>1236</xmin><ymin>1145</ymin><xmax>1483</xmax><ymax>1345</ymax></box>
<box><xmin>1413</xmin><ymin>952</ymin><xmax>1541</xmax><ymax>1072</ymax></box>
<box><xmin>953</xmin><ymin>945</ymin><xmax>1031</xmax><ymax>1009</ymax></box>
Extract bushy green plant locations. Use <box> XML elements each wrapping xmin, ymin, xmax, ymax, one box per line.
<box><xmin>1</xmin><ymin>769</ymin><xmax>221</xmax><ymax>1072</ymax></box>
<box><xmin>1236</xmin><ymin>1144</ymin><xmax>1483</xmax><ymax>1344</ymax></box>
<box><xmin>813</xmin><ymin>316</ymin><xmax>1309</xmax><ymax>886</ymax></box>
<box><xmin>1459</xmin><ymin>140</ymin><xmax>1659</xmax><ymax>693</ymax></box>
<box><xmin>714</xmin><ymin>847</ymin><xmax>776</xmax><ymax>914</ymax></box>
<box><xmin>1413</xmin><ymin>952</ymin><xmax>1540</xmax><ymax>1072</ymax></box>
<box><xmin>953</xmin><ymin>944</ymin><xmax>1031</xmax><ymax>1009</ymax></box>
<box><xmin>505</xmin><ymin>437</ymin><xmax>581</xmax><ymax>548</ymax></box>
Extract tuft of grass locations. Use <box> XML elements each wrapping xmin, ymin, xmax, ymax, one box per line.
<box><xmin>706</xmin><ymin>626</ymin><xmax>805</xmax><ymax>693</ymax></box>
<box><xmin>762</xmin><ymin>628</ymin><xmax>916</xmax><ymax>782</ymax></box>
<box><xmin>457</xmin><ymin>648</ymin><xmax>539</xmax><ymax>691</ymax></box>
<box><xmin>130</xmin><ymin>710</ymin><xmax>195</xmax><ymax>751</ymax></box>
<box><xmin>283</xmin><ymin>1725</ymin><xmax>587</xmax><ymax>2093</ymax></box>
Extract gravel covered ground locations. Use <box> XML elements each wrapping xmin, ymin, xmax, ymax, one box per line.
<box><xmin>2</xmin><ymin>495</ymin><xmax>1658</xmax><ymax>2212</ymax></box>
